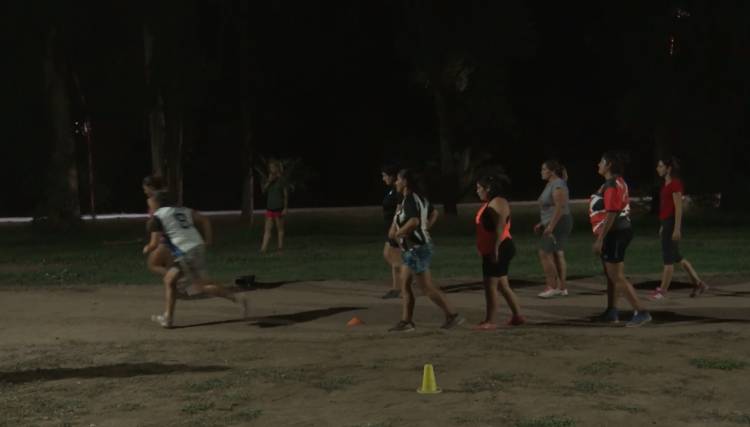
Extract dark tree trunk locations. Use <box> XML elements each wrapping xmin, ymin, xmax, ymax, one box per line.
<box><xmin>434</xmin><ymin>86</ymin><xmax>458</xmax><ymax>214</ymax></box>
<box><xmin>39</xmin><ymin>27</ymin><xmax>80</xmax><ymax>227</ymax></box>
<box><xmin>241</xmin><ymin>131</ymin><xmax>255</xmax><ymax>220</ymax></box>
<box><xmin>721</xmin><ymin>138</ymin><xmax>750</xmax><ymax>211</ymax></box>
<box><xmin>144</xmin><ymin>25</ymin><xmax>166</xmax><ymax>177</ymax></box>
<box><xmin>164</xmin><ymin>111</ymin><xmax>184</xmax><ymax>205</ymax></box>
<box><xmin>238</xmin><ymin>0</ymin><xmax>255</xmax><ymax>221</ymax></box>
<box><xmin>148</xmin><ymin>94</ymin><xmax>166</xmax><ymax>177</ymax></box>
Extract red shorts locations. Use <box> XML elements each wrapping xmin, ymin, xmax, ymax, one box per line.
<box><xmin>265</xmin><ymin>209</ymin><xmax>284</xmax><ymax>219</ymax></box>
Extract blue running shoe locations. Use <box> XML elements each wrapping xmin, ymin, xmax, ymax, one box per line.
<box><xmin>595</xmin><ymin>308</ymin><xmax>619</xmax><ymax>323</ymax></box>
<box><xmin>625</xmin><ymin>311</ymin><xmax>652</xmax><ymax>328</ymax></box>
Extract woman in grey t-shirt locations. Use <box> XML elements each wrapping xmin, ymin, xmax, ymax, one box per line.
<box><xmin>534</xmin><ymin>160</ymin><xmax>573</xmax><ymax>298</ymax></box>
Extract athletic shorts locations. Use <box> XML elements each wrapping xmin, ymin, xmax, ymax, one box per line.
<box><xmin>539</xmin><ymin>214</ymin><xmax>573</xmax><ymax>253</ymax></box>
<box><xmin>661</xmin><ymin>217</ymin><xmax>683</xmax><ymax>265</ymax></box>
<box><xmin>481</xmin><ymin>238</ymin><xmax>516</xmax><ymax>278</ymax></box>
<box><xmin>402</xmin><ymin>244</ymin><xmax>433</xmax><ymax>274</ymax></box>
<box><xmin>172</xmin><ymin>245</ymin><xmax>208</xmax><ymax>296</ymax></box>
<box><xmin>265</xmin><ymin>209</ymin><xmax>284</xmax><ymax>219</ymax></box>
<box><xmin>601</xmin><ymin>228</ymin><xmax>633</xmax><ymax>264</ymax></box>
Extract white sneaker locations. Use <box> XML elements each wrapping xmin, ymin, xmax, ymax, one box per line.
<box><xmin>538</xmin><ymin>288</ymin><xmax>567</xmax><ymax>298</ymax></box>
<box><xmin>151</xmin><ymin>313</ymin><xmax>172</xmax><ymax>329</ymax></box>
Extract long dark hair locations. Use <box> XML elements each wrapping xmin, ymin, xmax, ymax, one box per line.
<box><xmin>543</xmin><ymin>159</ymin><xmax>566</xmax><ymax>179</ymax></box>
<box><xmin>381</xmin><ymin>163</ymin><xmax>399</xmax><ymax>179</ymax></box>
<box><xmin>658</xmin><ymin>155</ymin><xmax>681</xmax><ymax>179</ymax></box>
<box><xmin>602</xmin><ymin>150</ymin><xmax>629</xmax><ymax>175</ymax></box>
<box><xmin>142</xmin><ymin>175</ymin><xmax>165</xmax><ymax>191</ymax></box>
<box><xmin>477</xmin><ymin>171</ymin><xmax>510</xmax><ymax>200</ymax></box>
<box><xmin>397</xmin><ymin>168</ymin><xmax>425</xmax><ymax>194</ymax></box>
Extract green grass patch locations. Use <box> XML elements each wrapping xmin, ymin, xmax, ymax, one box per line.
<box><xmin>181</xmin><ymin>402</ymin><xmax>215</xmax><ymax>414</ymax></box>
<box><xmin>317</xmin><ymin>375</ymin><xmax>355</xmax><ymax>391</ymax></box>
<box><xmin>2</xmin><ymin>205</ymin><xmax>749</xmax><ymax>286</ymax></box>
<box><xmin>460</xmin><ymin>372</ymin><xmax>520</xmax><ymax>393</ymax></box>
<box><xmin>572</xmin><ymin>380</ymin><xmax>623</xmax><ymax>395</ymax></box>
<box><xmin>228</xmin><ymin>408</ymin><xmax>263</xmax><ymax>423</ymax></box>
<box><xmin>516</xmin><ymin>416</ymin><xmax>576</xmax><ymax>427</ymax></box>
<box><xmin>349</xmin><ymin>421</ymin><xmax>398</xmax><ymax>427</ymax></box>
<box><xmin>690</xmin><ymin>358</ymin><xmax>747</xmax><ymax>371</ymax></box>
<box><xmin>697</xmin><ymin>410</ymin><xmax>750</xmax><ymax>425</ymax></box>
<box><xmin>252</xmin><ymin>367</ymin><xmax>312</xmax><ymax>384</ymax></box>
<box><xmin>577</xmin><ymin>359</ymin><xmax>625</xmax><ymax>375</ymax></box>
<box><xmin>185</xmin><ymin>378</ymin><xmax>231</xmax><ymax>393</ymax></box>
<box><xmin>597</xmin><ymin>403</ymin><xmax>644</xmax><ymax>414</ymax></box>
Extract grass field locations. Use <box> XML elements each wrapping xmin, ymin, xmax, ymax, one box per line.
<box><xmin>1</xmin><ymin>204</ymin><xmax>749</xmax><ymax>287</ymax></box>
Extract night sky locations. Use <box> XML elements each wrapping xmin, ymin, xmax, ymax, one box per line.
<box><xmin>3</xmin><ymin>1</ymin><xmax>748</xmax><ymax>217</ymax></box>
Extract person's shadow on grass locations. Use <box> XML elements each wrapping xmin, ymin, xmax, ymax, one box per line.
<box><xmin>172</xmin><ymin>306</ymin><xmax>367</xmax><ymax>329</ymax></box>
<box><xmin>0</xmin><ymin>363</ymin><xmax>230</xmax><ymax>384</ymax></box>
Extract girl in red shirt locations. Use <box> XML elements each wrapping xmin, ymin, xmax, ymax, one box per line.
<box><xmin>649</xmin><ymin>156</ymin><xmax>708</xmax><ymax>300</ymax></box>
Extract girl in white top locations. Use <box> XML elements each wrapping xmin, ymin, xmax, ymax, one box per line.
<box><xmin>144</xmin><ymin>192</ymin><xmax>247</xmax><ymax>328</ymax></box>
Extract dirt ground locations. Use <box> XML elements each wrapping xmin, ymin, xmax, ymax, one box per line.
<box><xmin>1</xmin><ymin>275</ymin><xmax>749</xmax><ymax>427</ymax></box>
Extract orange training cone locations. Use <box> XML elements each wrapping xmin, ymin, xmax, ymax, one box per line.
<box><xmin>417</xmin><ymin>364</ymin><xmax>442</xmax><ymax>394</ymax></box>
<box><xmin>346</xmin><ymin>316</ymin><xmax>364</xmax><ymax>327</ymax></box>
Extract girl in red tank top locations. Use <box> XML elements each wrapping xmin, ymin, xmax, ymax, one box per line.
<box><xmin>473</xmin><ymin>174</ymin><xmax>524</xmax><ymax>330</ymax></box>
<box><xmin>650</xmin><ymin>157</ymin><xmax>708</xmax><ymax>299</ymax></box>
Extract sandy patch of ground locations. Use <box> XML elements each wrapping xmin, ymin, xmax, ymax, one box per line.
<box><xmin>1</xmin><ymin>276</ymin><xmax>749</xmax><ymax>427</ymax></box>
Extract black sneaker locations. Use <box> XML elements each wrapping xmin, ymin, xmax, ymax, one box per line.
<box><xmin>440</xmin><ymin>313</ymin><xmax>465</xmax><ymax>329</ymax></box>
<box><xmin>388</xmin><ymin>320</ymin><xmax>415</xmax><ymax>332</ymax></box>
<box><xmin>381</xmin><ymin>289</ymin><xmax>401</xmax><ymax>299</ymax></box>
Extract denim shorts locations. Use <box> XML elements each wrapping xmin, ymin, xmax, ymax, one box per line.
<box><xmin>402</xmin><ymin>244</ymin><xmax>433</xmax><ymax>274</ymax></box>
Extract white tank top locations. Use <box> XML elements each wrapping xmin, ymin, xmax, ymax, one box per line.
<box><xmin>153</xmin><ymin>207</ymin><xmax>204</xmax><ymax>254</ymax></box>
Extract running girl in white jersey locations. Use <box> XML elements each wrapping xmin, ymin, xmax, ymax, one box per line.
<box><xmin>144</xmin><ymin>192</ymin><xmax>248</xmax><ymax>328</ymax></box>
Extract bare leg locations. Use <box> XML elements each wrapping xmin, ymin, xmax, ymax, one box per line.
<box><xmin>602</xmin><ymin>260</ymin><xmax>616</xmax><ymax>309</ymax></box>
<box><xmin>147</xmin><ymin>245</ymin><xmax>171</xmax><ymax>276</ymax></box>
<box><xmin>659</xmin><ymin>264</ymin><xmax>675</xmax><ymax>291</ymax></box>
<box><xmin>195</xmin><ymin>280</ymin><xmax>237</xmax><ymax>303</ymax></box>
<box><xmin>605</xmin><ymin>262</ymin><xmax>643</xmax><ymax>312</ymax></box>
<box><xmin>414</xmin><ymin>270</ymin><xmax>455</xmax><ymax>316</ymax></box>
<box><xmin>538</xmin><ymin>250</ymin><xmax>558</xmax><ymax>290</ymax></box>
<box><xmin>679</xmin><ymin>259</ymin><xmax>702</xmax><ymax>285</ymax></box>
<box><xmin>498</xmin><ymin>276</ymin><xmax>521</xmax><ymax>317</ymax></box>
<box><xmin>482</xmin><ymin>277</ymin><xmax>500</xmax><ymax>324</ymax></box>
<box><xmin>554</xmin><ymin>251</ymin><xmax>568</xmax><ymax>291</ymax></box>
<box><xmin>260</xmin><ymin>217</ymin><xmax>273</xmax><ymax>252</ymax></box>
<box><xmin>383</xmin><ymin>243</ymin><xmax>401</xmax><ymax>290</ymax></box>
<box><xmin>400</xmin><ymin>267</ymin><xmax>415</xmax><ymax>321</ymax></box>
<box><xmin>163</xmin><ymin>268</ymin><xmax>180</xmax><ymax>320</ymax></box>
<box><xmin>275</xmin><ymin>217</ymin><xmax>285</xmax><ymax>251</ymax></box>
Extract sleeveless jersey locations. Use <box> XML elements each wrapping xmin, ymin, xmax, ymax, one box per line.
<box><xmin>152</xmin><ymin>207</ymin><xmax>204</xmax><ymax>255</ymax></box>
<box><xmin>394</xmin><ymin>193</ymin><xmax>434</xmax><ymax>248</ymax></box>
<box><xmin>476</xmin><ymin>200</ymin><xmax>512</xmax><ymax>256</ymax></box>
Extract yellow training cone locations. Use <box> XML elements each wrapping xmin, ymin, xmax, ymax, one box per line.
<box><xmin>416</xmin><ymin>364</ymin><xmax>442</xmax><ymax>394</ymax></box>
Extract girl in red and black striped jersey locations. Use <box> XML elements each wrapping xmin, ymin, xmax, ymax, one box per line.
<box><xmin>648</xmin><ymin>157</ymin><xmax>708</xmax><ymax>300</ymax></box>
<box><xmin>590</xmin><ymin>152</ymin><xmax>651</xmax><ymax>327</ymax></box>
